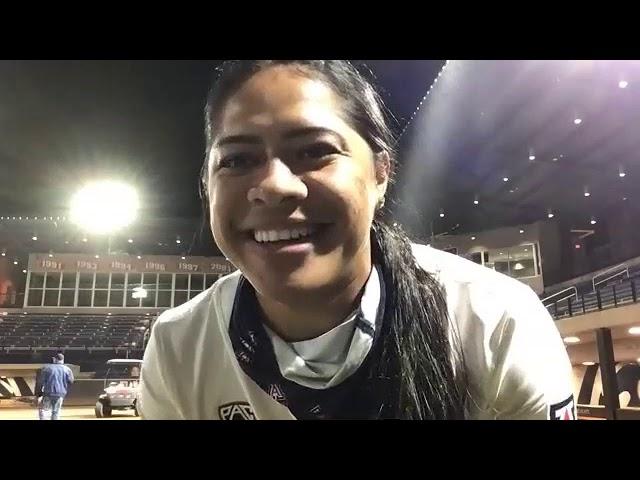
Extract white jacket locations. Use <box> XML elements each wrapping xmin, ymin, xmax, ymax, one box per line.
<box><xmin>139</xmin><ymin>244</ymin><xmax>575</xmax><ymax>420</ymax></box>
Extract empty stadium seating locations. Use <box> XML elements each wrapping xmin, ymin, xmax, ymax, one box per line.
<box><xmin>546</xmin><ymin>264</ymin><xmax>640</xmax><ymax>320</ymax></box>
<box><xmin>0</xmin><ymin>314</ymin><xmax>149</xmax><ymax>350</ymax></box>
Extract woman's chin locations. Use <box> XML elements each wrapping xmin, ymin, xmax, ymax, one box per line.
<box><xmin>250</xmin><ymin>269</ymin><xmax>339</xmax><ymax>304</ymax></box>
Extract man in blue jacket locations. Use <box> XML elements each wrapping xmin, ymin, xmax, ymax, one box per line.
<box><xmin>35</xmin><ymin>353</ymin><xmax>74</xmax><ymax>420</ymax></box>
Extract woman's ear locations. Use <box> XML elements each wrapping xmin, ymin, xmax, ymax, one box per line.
<box><xmin>374</xmin><ymin>150</ymin><xmax>391</xmax><ymax>200</ymax></box>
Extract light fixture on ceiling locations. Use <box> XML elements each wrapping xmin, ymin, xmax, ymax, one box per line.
<box><xmin>137</xmin><ymin>255</ymin><xmax>142</xmax><ymax>260</ymax></box>
<box><xmin>529</xmin><ymin>155</ymin><xmax>535</xmax><ymax>161</ymax></box>
<box><xmin>590</xmin><ymin>217</ymin><xmax>597</xmax><ymax>225</ymax></box>
<box><xmin>547</xmin><ymin>209</ymin><xmax>554</xmax><ymax>219</ymax></box>
<box><xmin>619</xmin><ymin>165</ymin><xmax>626</xmax><ymax>178</ymax></box>
<box><xmin>181</xmin><ymin>256</ymin><xmax>186</xmax><ymax>260</ymax></box>
<box><xmin>439</xmin><ymin>209</ymin><xmax>445</xmax><ymax>218</ymax></box>
<box><xmin>524</xmin><ymin>248</ymin><xmax>528</xmax><ymax>252</ymax></box>
<box><xmin>473</xmin><ymin>195</ymin><xmax>479</xmax><ymax>205</ymax></box>
<box><xmin>619</xmin><ymin>80</ymin><xmax>629</xmax><ymax>89</ymax></box>
<box><xmin>503</xmin><ymin>176</ymin><xmax>509</xmax><ymax>182</ymax></box>
<box><xmin>128</xmin><ymin>238</ymin><xmax>133</xmax><ymax>243</ymax></box>
<box><xmin>22</xmin><ymin>269</ymin><xmax>26</xmax><ymax>274</ymax></box>
<box><xmin>95</xmin><ymin>255</ymin><xmax>100</xmax><ymax>259</ymax></box>
<box><xmin>471</xmin><ymin>236</ymin><xmax>476</xmax><ymax>241</ymax></box>
<box><xmin>519</xmin><ymin>229</ymin><xmax>524</xmax><ymax>234</ymax></box>
<box><xmin>575</xmin><ymin>244</ymin><xmax>581</xmax><ymax>249</ymax></box>
<box><xmin>629</xmin><ymin>326</ymin><xmax>640</xmax><ymax>335</ymax></box>
<box><xmin>13</xmin><ymin>260</ymin><xmax>18</xmax><ymax>265</ymax></box>
<box><xmin>574</xmin><ymin>117</ymin><xmax>582</xmax><ymax>125</ymax></box>
<box><xmin>82</xmin><ymin>237</ymin><xmax>88</xmax><ymax>243</ymax></box>
<box><xmin>552</xmin><ymin>157</ymin><xmax>558</xmax><ymax>162</ymax></box>
<box><xmin>563</xmin><ymin>336</ymin><xmax>581</xmax><ymax>344</ymax></box>
<box><xmin>132</xmin><ymin>287</ymin><xmax>148</xmax><ymax>299</ymax></box>
<box><xmin>48</xmin><ymin>253</ymin><xmax>53</xmax><ymax>258</ymax></box>
<box><xmin>176</xmin><ymin>238</ymin><xmax>181</xmax><ymax>244</ymax></box>
<box><xmin>32</xmin><ymin>236</ymin><xmax>38</xmax><ymax>241</ymax></box>
<box><xmin>513</xmin><ymin>263</ymin><xmax>524</xmax><ymax>270</ymax></box>
<box><xmin>584</xmin><ymin>186</ymin><xmax>590</xmax><ymax>197</ymax></box>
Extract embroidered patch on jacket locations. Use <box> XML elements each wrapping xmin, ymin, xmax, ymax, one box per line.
<box><xmin>549</xmin><ymin>395</ymin><xmax>576</xmax><ymax>420</ymax></box>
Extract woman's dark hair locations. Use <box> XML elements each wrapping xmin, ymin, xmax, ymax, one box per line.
<box><xmin>201</xmin><ymin>60</ymin><xmax>467</xmax><ymax>419</ymax></box>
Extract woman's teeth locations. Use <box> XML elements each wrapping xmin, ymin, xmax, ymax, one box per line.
<box><xmin>253</xmin><ymin>226</ymin><xmax>316</xmax><ymax>243</ymax></box>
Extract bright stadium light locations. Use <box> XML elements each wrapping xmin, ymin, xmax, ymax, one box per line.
<box><xmin>70</xmin><ymin>180</ymin><xmax>139</xmax><ymax>234</ymax></box>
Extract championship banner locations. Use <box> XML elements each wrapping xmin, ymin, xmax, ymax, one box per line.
<box><xmin>28</xmin><ymin>253</ymin><xmax>235</xmax><ymax>275</ymax></box>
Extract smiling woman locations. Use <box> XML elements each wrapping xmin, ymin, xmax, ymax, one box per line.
<box><xmin>138</xmin><ymin>60</ymin><xmax>574</xmax><ymax>420</ymax></box>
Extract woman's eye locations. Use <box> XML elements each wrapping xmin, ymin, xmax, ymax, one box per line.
<box><xmin>297</xmin><ymin>142</ymin><xmax>341</xmax><ymax>161</ymax></box>
<box><xmin>217</xmin><ymin>153</ymin><xmax>260</xmax><ymax>170</ymax></box>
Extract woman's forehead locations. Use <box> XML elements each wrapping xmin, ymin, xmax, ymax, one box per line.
<box><xmin>218</xmin><ymin>68</ymin><xmax>346</xmax><ymax>134</ymax></box>
<box><xmin>231</xmin><ymin>66</ymin><xmax>337</xmax><ymax>110</ymax></box>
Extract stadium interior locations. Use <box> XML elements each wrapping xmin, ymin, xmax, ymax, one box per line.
<box><xmin>1</xmin><ymin>60</ymin><xmax>639</xmax><ymax>419</ymax></box>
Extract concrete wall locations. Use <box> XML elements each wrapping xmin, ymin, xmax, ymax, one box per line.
<box><xmin>572</xmin><ymin>362</ymin><xmax>640</xmax><ymax>409</ymax></box>
<box><xmin>566</xmin><ymin>337</ymin><xmax>640</xmax><ymax>365</ymax></box>
<box><xmin>429</xmin><ymin>221</ymin><xmax>548</xmax><ymax>294</ymax></box>
<box><xmin>556</xmin><ymin>302</ymin><xmax>640</xmax><ymax>336</ymax></box>
<box><xmin>0</xmin><ymin>377</ymin><xmax>107</xmax><ymax>406</ymax></box>
<box><xmin>0</xmin><ymin>363</ymin><xmax>109</xmax><ymax>406</ymax></box>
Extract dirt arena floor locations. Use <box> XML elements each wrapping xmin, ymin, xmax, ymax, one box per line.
<box><xmin>0</xmin><ymin>404</ymin><xmax>139</xmax><ymax>420</ymax></box>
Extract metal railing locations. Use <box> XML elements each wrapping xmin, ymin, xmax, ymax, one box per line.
<box><xmin>548</xmin><ymin>277</ymin><xmax>638</xmax><ymax>320</ymax></box>
<box><xmin>542</xmin><ymin>286</ymin><xmax>578</xmax><ymax>307</ymax></box>
<box><xmin>592</xmin><ymin>263</ymin><xmax>629</xmax><ymax>293</ymax></box>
